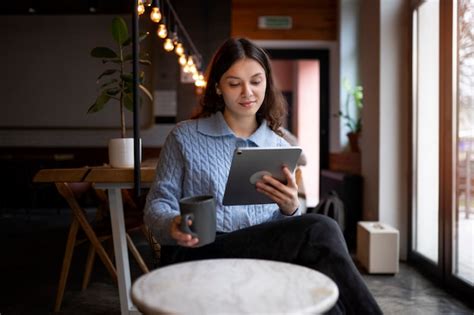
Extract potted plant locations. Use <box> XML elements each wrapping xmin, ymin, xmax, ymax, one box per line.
<box><xmin>337</xmin><ymin>78</ymin><xmax>363</xmax><ymax>152</ymax></box>
<box><xmin>88</xmin><ymin>17</ymin><xmax>153</xmax><ymax>168</ymax></box>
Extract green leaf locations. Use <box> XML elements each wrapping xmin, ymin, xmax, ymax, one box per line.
<box><xmin>100</xmin><ymin>79</ymin><xmax>119</xmax><ymax>88</ymax></box>
<box><xmin>102</xmin><ymin>59</ymin><xmax>121</xmax><ymax>64</ymax></box>
<box><xmin>123</xmin><ymin>32</ymin><xmax>149</xmax><ymax>46</ymax></box>
<box><xmin>342</xmin><ymin>78</ymin><xmax>351</xmax><ymax>92</ymax></box>
<box><xmin>112</xmin><ymin>17</ymin><xmax>128</xmax><ymax>45</ymax></box>
<box><xmin>91</xmin><ymin>47</ymin><xmax>118</xmax><ymax>58</ymax></box>
<box><xmin>87</xmin><ymin>92</ymin><xmax>111</xmax><ymax>113</ymax></box>
<box><xmin>105</xmin><ymin>87</ymin><xmax>121</xmax><ymax>96</ymax></box>
<box><xmin>97</xmin><ymin>69</ymin><xmax>118</xmax><ymax>81</ymax></box>
<box><xmin>123</xmin><ymin>92</ymin><xmax>134</xmax><ymax>111</ymax></box>
<box><xmin>121</xmin><ymin>73</ymin><xmax>133</xmax><ymax>82</ymax></box>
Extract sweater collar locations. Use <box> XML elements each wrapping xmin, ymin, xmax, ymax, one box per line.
<box><xmin>197</xmin><ymin>111</ymin><xmax>277</xmax><ymax>147</ymax></box>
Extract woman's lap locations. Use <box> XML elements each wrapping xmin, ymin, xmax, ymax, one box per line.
<box><xmin>159</xmin><ymin>213</ymin><xmax>381</xmax><ymax>315</ymax></box>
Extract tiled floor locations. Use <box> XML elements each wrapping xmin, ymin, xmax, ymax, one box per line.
<box><xmin>0</xmin><ymin>208</ymin><xmax>473</xmax><ymax>315</ymax></box>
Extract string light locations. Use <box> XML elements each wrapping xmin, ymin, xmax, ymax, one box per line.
<box><xmin>164</xmin><ymin>38</ymin><xmax>174</xmax><ymax>52</ymax></box>
<box><xmin>137</xmin><ymin>0</ymin><xmax>145</xmax><ymax>15</ymax></box>
<box><xmin>195</xmin><ymin>74</ymin><xmax>206</xmax><ymax>87</ymax></box>
<box><xmin>150</xmin><ymin>7</ymin><xmax>162</xmax><ymax>23</ymax></box>
<box><xmin>138</xmin><ymin>0</ymin><xmax>206</xmax><ymax>87</ymax></box>
<box><xmin>175</xmin><ymin>42</ymin><xmax>184</xmax><ymax>56</ymax></box>
<box><xmin>157</xmin><ymin>23</ymin><xmax>167</xmax><ymax>38</ymax></box>
<box><xmin>179</xmin><ymin>54</ymin><xmax>187</xmax><ymax>66</ymax></box>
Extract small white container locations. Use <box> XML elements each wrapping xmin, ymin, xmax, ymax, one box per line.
<box><xmin>357</xmin><ymin>221</ymin><xmax>399</xmax><ymax>274</ymax></box>
<box><xmin>108</xmin><ymin>138</ymin><xmax>141</xmax><ymax>168</ymax></box>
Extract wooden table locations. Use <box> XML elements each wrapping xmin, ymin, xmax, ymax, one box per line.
<box><xmin>131</xmin><ymin>258</ymin><xmax>339</xmax><ymax>314</ymax></box>
<box><xmin>34</xmin><ymin>166</ymin><xmax>156</xmax><ymax>315</ymax></box>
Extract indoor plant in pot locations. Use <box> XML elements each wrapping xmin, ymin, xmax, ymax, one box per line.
<box><xmin>337</xmin><ymin>78</ymin><xmax>363</xmax><ymax>152</ymax></box>
<box><xmin>88</xmin><ymin>17</ymin><xmax>152</xmax><ymax>168</ymax></box>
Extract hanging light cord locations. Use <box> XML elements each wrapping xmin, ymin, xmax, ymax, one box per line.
<box><xmin>164</xmin><ymin>0</ymin><xmax>202</xmax><ymax>66</ymax></box>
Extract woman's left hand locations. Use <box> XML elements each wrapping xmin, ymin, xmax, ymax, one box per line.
<box><xmin>255</xmin><ymin>166</ymin><xmax>300</xmax><ymax>215</ymax></box>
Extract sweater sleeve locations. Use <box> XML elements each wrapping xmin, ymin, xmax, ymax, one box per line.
<box><xmin>272</xmin><ymin>207</ymin><xmax>302</xmax><ymax>219</ymax></box>
<box><xmin>144</xmin><ymin>129</ymin><xmax>184</xmax><ymax>245</ymax></box>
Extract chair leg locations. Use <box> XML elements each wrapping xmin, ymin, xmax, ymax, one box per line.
<box><xmin>82</xmin><ymin>244</ymin><xmax>96</xmax><ymax>290</ymax></box>
<box><xmin>126</xmin><ymin>233</ymin><xmax>149</xmax><ymax>273</ymax></box>
<box><xmin>54</xmin><ymin>218</ymin><xmax>79</xmax><ymax>312</ymax></box>
<box><xmin>74</xmin><ymin>209</ymin><xmax>118</xmax><ymax>284</ymax></box>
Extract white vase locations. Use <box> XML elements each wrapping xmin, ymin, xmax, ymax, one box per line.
<box><xmin>108</xmin><ymin>138</ymin><xmax>142</xmax><ymax>168</ymax></box>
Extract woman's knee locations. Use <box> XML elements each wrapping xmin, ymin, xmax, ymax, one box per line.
<box><xmin>299</xmin><ymin>214</ymin><xmax>346</xmax><ymax>244</ymax></box>
<box><xmin>301</xmin><ymin>213</ymin><xmax>341</xmax><ymax>232</ymax></box>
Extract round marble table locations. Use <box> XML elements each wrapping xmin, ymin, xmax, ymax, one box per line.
<box><xmin>131</xmin><ymin>258</ymin><xmax>339</xmax><ymax>315</ymax></box>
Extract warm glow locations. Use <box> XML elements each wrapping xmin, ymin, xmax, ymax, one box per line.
<box><xmin>195</xmin><ymin>74</ymin><xmax>206</xmax><ymax>87</ymax></box>
<box><xmin>183</xmin><ymin>64</ymin><xmax>191</xmax><ymax>73</ymax></box>
<box><xmin>179</xmin><ymin>54</ymin><xmax>187</xmax><ymax>66</ymax></box>
<box><xmin>137</xmin><ymin>1</ymin><xmax>145</xmax><ymax>15</ymax></box>
<box><xmin>187</xmin><ymin>56</ymin><xmax>194</xmax><ymax>66</ymax></box>
<box><xmin>175</xmin><ymin>43</ymin><xmax>184</xmax><ymax>56</ymax></box>
<box><xmin>150</xmin><ymin>7</ymin><xmax>162</xmax><ymax>23</ymax></box>
<box><xmin>189</xmin><ymin>64</ymin><xmax>197</xmax><ymax>74</ymax></box>
<box><xmin>164</xmin><ymin>38</ymin><xmax>174</xmax><ymax>51</ymax></box>
<box><xmin>157</xmin><ymin>24</ymin><xmax>167</xmax><ymax>38</ymax></box>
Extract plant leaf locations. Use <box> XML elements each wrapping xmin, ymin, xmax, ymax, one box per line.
<box><xmin>105</xmin><ymin>87</ymin><xmax>121</xmax><ymax>96</ymax></box>
<box><xmin>97</xmin><ymin>69</ymin><xmax>118</xmax><ymax>81</ymax></box>
<box><xmin>102</xmin><ymin>59</ymin><xmax>121</xmax><ymax>64</ymax></box>
<box><xmin>112</xmin><ymin>17</ymin><xmax>128</xmax><ymax>45</ymax></box>
<box><xmin>139</xmin><ymin>84</ymin><xmax>153</xmax><ymax>101</ymax></box>
<box><xmin>91</xmin><ymin>47</ymin><xmax>118</xmax><ymax>58</ymax></box>
<box><xmin>139</xmin><ymin>59</ymin><xmax>152</xmax><ymax>65</ymax></box>
<box><xmin>100</xmin><ymin>79</ymin><xmax>119</xmax><ymax>88</ymax></box>
<box><xmin>123</xmin><ymin>92</ymin><xmax>134</xmax><ymax>111</ymax></box>
<box><xmin>87</xmin><ymin>92</ymin><xmax>111</xmax><ymax>113</ymax></box>
<box><xmin>121</xmin><ymin>73</ymin><xmax>133</xmax><ymax>82</ymax></box>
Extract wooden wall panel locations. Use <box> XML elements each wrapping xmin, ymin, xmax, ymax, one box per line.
<box><xmin>231</xmin><ymin>0</ymin><xmax>338</xmax><ymax>40</ymax></box>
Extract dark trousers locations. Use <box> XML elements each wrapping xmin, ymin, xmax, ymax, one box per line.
<box><xmin>160</xmin><ymin>213</ymin><xmax>382</xmax><ymax>315</ymax></box>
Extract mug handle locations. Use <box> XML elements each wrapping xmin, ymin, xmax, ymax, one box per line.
<box><xmin>180</xmin><ymin>214</ymin><xmax>197</xmax><ymax>237</ymax></box>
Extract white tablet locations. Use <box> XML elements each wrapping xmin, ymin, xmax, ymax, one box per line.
<box><xmin>222</xmin><ymin>147</ymin><xmax>302</xmax><ymax>206</ymax></box>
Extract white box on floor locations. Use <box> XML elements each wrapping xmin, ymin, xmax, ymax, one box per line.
<box><xmin>357</xmin><ymin>221</ymin><xmax>399</xmax><ymax>274</ymax></box>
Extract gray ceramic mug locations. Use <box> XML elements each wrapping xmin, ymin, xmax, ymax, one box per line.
<box><xmin>179</xmin><ymin>195</ymin><xmax>216</xmax><ymax>247</ymax></box>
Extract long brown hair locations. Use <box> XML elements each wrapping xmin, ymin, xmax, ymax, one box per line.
<box><xmin>192</xmin><ymin>38</ymin><xmax>286</xmax><ymax>135</ymax></box>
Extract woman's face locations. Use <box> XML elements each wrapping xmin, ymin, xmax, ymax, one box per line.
<box><xmin>217</xmin><ymin>58</ymin><xmax>267</xmax><ymax>122</ymax></box>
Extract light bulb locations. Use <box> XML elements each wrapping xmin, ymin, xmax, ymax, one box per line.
<box><xmin>164</xmin><ymin>38</ymin><xmax>174</xmax><ymax>52</ymax></box>
<box><xmin>183</xmin><ymin>64</ymin><xmax>191</xmax><ymax>73</ymax></box>
<box><xmin>175</xmin><ymin>43</ymin><xmax>184</xmax><ymax>56</ymax></box>
<box><xmin>150</xmin><ymin>7</ymin><xmax>161</xmax><ymax>23</ymax></box>
<box><xmin>190</xmin><ymin>64</ymin><xmax>197</xmax><ymax>74</ymax></box>
<box><xmin>179</xmin><ymin>54</ymin><xmax>187</xmax><ymax>66</ymax></box>
<box><xmin>195</xmin><ymin>75</ymin><xmax>206</xmax><ymax>87</ymax></box>
<box><xmin>187</xmin><ymin>56</ymin><xmax>194</xmax><ymax>66</ymax></box>
<box><xmin>137</xmin><ymin>1</ymin><xmax>145</xmax><ymax>15</ymax></box>
<box><xmin>192</xmin><ymin>72</ymin><xmax>199</xmax><ymax>81</ymax></box>
<box><xmin>157</xmin><ymin>24</ymin><xmax>167</xmax><ymax>38</ymax></box>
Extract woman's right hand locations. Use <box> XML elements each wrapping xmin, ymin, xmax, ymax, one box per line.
<box><xmin>170</xmin><ymin>215</ymin><xmax>200</xmax><ymax>247</ymax></box>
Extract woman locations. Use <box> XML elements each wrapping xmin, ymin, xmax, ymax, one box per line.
<box><xmin>144</xmin><ymin>38</ymin><xmax>382</xmax><ymax>314</ymax></box>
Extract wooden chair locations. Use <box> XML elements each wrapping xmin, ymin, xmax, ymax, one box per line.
<box><xmin>54</xmin><ymin>182</ymin><xmax>149</xmax><ymax>312</ymax></box>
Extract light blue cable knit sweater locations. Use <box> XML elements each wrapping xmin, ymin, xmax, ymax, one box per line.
<box><xmin>144</xmin><ymin>111</ymin><xmax>300</xmax><ymax>245</ymax></box>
